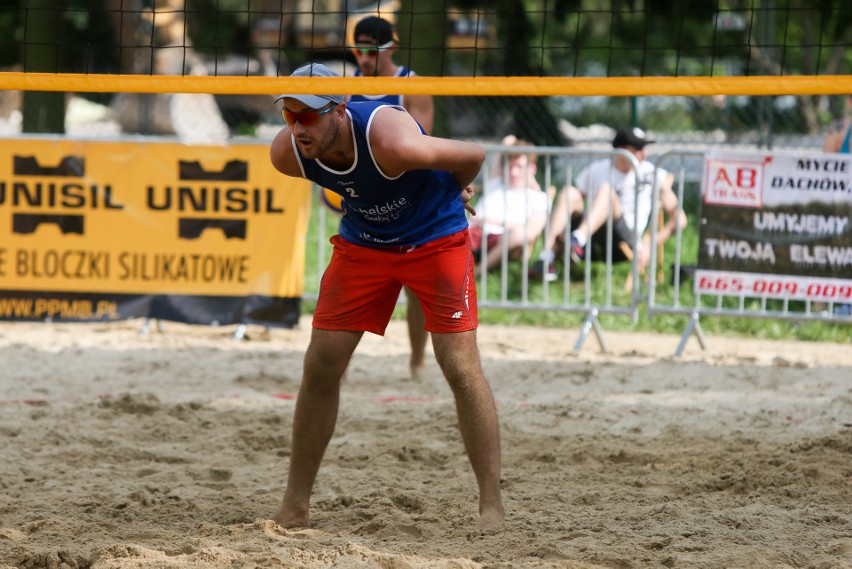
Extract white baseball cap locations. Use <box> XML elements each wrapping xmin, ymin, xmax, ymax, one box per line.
<box><xmin>275</xmin><ymin>63</ymin><xmax>344</xmax><ymax>109</ymax></box>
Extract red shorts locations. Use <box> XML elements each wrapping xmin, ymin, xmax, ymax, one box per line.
<box><xmin>313</xmin><ymin>230</ymin><xmax>478</xmax><ymax>335</ymax></box>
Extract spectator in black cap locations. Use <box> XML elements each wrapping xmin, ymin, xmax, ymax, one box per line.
<box><xmin>346</xmin><ymin>15</ymin><xmax>435</xmax><ymax>378</ymax></box>
<box><xmin>530</xmin><ymin>127</ymin><xmax>687</xmax><ymax>282</ymax></box>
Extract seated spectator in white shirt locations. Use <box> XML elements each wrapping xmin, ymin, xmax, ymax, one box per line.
<box><xmin>469</xmin><ymin>137</ymin><xmax>549</xmax><ymax>271</ymax></box>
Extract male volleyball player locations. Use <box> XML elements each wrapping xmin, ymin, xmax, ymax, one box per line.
<box><xmin>344</xmin><ymin>15</ymin><xmax>436</xmax><ymax>378</ymax></box>
<box><xmin>269</xmin><ymin>63</ymin><xmax>505</xmax><ymax>529</ymax></box>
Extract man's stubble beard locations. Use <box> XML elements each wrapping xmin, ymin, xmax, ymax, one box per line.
<box><xmin>312</xmin><ymin>119</ymin><xmax>341</xmax><ymax>161</ymax></box>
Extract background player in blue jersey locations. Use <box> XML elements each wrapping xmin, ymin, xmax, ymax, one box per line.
<box><xmin>269</xmin><ymin>63</ymin><xmax>505</xmax><ymax>529</ymax></box>
<box><xmin>348</xmin><ymin>16</ymin><xmax>434</xmax><ymax>134</ymax></box>
<box><xmin>347</xmin><ymin>15</ymin><xmax>435</xmax><ymax>378</ymax></box>
<box><xmin>823</xmin><ymin>94</ymin><xmax>851</xmax><ymax>316</ymax></box>
<box><xmin>823</xmin><ymin>94</ymin><xmax>852</xmax><ymax>155</ymax></box>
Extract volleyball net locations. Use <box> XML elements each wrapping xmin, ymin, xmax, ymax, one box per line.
<box><xmin>0</xmin><ymin>1</ymin><xmax>849</xmax><ymax>145</ymax></box>
<box><xmin>1</xmin><ymin>1</ymin><xmax>850</xmax><ymax>330</ymax></box>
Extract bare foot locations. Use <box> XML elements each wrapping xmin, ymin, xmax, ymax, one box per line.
<box><xmin>271</xmin><ymin>503</ymin><xmax>310</xmax><ymax>529</ymax></box>
<box><xmin>409</xmin><ymin>363</ymin><xmax>425</xmax><ymax>380</ymax></box>
<box><xmin>478</xmin><ymin>505</ymin><xmax>505</xmax><ymax>529</ymax></box>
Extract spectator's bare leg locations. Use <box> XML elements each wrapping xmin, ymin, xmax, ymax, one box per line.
<box><xmin>543</xmin><ymin>186</ymin><xmax>585</xmax><ymax>253</ymax></box>
<box><xmin>575</xmin><ymin>186</ymin><xmax>624</xmax><ymax>239</ymax></box>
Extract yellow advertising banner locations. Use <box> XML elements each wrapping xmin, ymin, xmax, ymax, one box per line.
<box><xmin>0</xmin><ymin>138</ymin><xmax>311</xmax><ymax>326</ymax></box>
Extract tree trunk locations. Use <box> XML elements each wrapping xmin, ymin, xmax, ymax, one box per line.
<box><xmin>397</xmin><ymin>0</ymin><xmax>448</xmax><ymax>136</ymax></box>
<box><xmin>21</xmin><ymin>0</ymin><xmax>64</xmax><ymax>133</ymax></box>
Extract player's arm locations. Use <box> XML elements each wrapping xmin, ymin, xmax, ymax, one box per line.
<box><xmin>404</xmin><ymin>93</ymin><xmax>434</xmax><ymax>135</ymax></box>
<box><xmin>823</xmin><ymin>123</ymin><xmax>843</xmax><ymax>153</ymax></box>
<box><xmin>269</xmin><ymin>127</ymin><xmax>304</xmax><ymax>178</ymax></box>
<box><xmin>370</xmin><ymin>106</ymin><xmax>484</xmax><ymax>189</ymax></box>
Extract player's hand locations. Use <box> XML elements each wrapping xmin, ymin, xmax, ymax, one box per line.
<box><xmin>461</xmin><ymin>185</ymin><xmax>477</xmax><ymax>216</ymax></box>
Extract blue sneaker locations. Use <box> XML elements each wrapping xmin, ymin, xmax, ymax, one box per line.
<box><xmin>569</xmin><ymin>235</ymin><xmax>585</xmax><ymax>264</ymax></box>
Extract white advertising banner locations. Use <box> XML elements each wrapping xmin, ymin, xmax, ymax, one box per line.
<box><xmin>696</xmin><ymin>151</ymin><xmax>852</xmax><ymax>303</ymax></box>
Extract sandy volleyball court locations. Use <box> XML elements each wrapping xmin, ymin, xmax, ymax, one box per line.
<box><xmin>0</xmin><ymin>318</ymin><xmax>850</xmax><ymax>568</ymax></box>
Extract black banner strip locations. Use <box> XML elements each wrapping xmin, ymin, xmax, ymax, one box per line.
<box><xmin>0</xmin><ymin>290</ymin><xmax>300</xmax><ymax>328</ymax></box>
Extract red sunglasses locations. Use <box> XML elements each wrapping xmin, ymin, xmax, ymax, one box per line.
<box><xmin>282</xmin><ymin>103</ymin><xmax>339</xmax><ymax>127</ymax></box>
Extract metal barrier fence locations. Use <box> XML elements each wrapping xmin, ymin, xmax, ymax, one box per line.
<box><xmin>647</xmin><ymin>150</ymin><xmax>852</xmax><ymax>356</ymax></box>
<box><xmin>303</xmin><ymin>146</ymin><xmax>648</xmax><ymax>353</ymax></box>
<box><xmin>305</xmin><ymin>146</ymin><xmax>851</xmax><ymax>356</ymax></box>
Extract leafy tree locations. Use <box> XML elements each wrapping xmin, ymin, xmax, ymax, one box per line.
<box><xmin>451</xmin><ymin>0</ymin><xmax>570</xmax><ymax>146</ymax></box>
<box><xmin>397</xmin><ymin>0</ymin><xmax>449</xmax><ymax>135</ymax></box>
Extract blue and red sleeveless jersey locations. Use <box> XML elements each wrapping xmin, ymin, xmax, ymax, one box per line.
<box><xmin>292</xmin><ymin>101</ymin><xmax>468</xmax><ymax>247</ymax></box>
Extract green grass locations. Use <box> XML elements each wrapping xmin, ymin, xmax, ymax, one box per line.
<box><xmin>302</xmin><ymin>198</ymin><xmax>852</xmax><ymax>345</ymax></box>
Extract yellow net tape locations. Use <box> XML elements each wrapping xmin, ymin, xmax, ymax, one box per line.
<box><xmin>1</xmin><ymin>73</ymin><xmax>850</xmax><ymax>97</ymax></box>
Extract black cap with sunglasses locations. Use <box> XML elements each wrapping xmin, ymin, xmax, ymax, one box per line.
<box><xmin>354</xmin><ymin>16</ymin><xmax>398</xmax><ymax>45</ymax></box>
<box><xmin>275</xmin><ymin>63</ymin><xmax>344</xmax><ymax>110</ymax></box>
